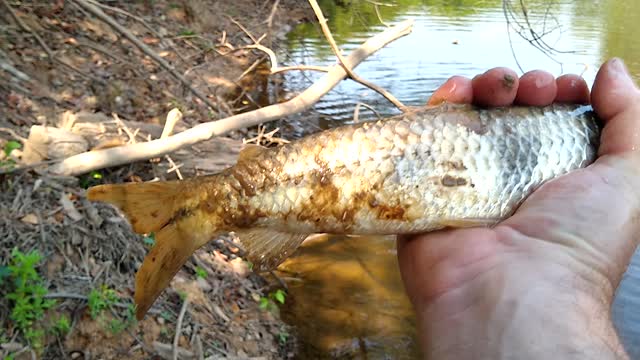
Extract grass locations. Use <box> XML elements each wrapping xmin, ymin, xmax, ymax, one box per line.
<box><xmin>88</xmin><ymin>284</ymin><xmax>136</xmax><ymax>335</ymax></box>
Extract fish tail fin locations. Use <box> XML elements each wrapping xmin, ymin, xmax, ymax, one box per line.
<box><xmin>134</xmin><ymin>222</ymin><xmax>203</xmax><ymax>320</ymax></box>
<box><xmin>86</xmin><ymin>181</ymin><xmax>184</xmax><ymax>234</ymax></box>
<box><xmin>87</xmin><ymin>180</ymin><xmax>211</xmax><ymax>319</ymax></box>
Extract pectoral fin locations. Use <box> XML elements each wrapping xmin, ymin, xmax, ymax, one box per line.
<box><xmin>439</xmin><ymin>218</ymin><xmax>500</xmax><ymax>229</ymax></box>
<box><xmin>233</xmin><ymin>228</ymin><xmax>309</xmax><ymax>272</ymax></box>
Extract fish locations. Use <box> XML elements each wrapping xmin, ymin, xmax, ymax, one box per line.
<box><xmin>86</xmin><ymin>103</ymin><xmax>601</xmax><ymax>319</ymax></box>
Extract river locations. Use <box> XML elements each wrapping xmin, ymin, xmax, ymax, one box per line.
<box><xmin>270</xmin><ymin>0</ymin><xmax>640</xmax><ymax>358</ymax></box>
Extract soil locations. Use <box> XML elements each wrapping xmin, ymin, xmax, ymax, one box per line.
<box><xmin>0</xmin><ymin>1</ymin><xmax>313</xmax><ymax>359</ymax></box>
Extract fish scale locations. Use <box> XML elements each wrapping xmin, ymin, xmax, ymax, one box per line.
<box><xmin>87</xmin><ymin>102</ymin><xmax>601</xmax><ymax>319</ymax></box>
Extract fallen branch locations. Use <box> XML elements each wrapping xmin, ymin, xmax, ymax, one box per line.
<box><xmin>69</xmin><ymin>0</ymin><xmax>218</xmax><ymax>111</ymax></box>
<box><xmin>173</xmin><ymin>298</ymin><xmax>190</xmax><ymax>360</ymax></box>
<box><xmin>307</xmin><ymin>0</ymin><xmax>407</xmax><ymax>112</ymax></box>
<box><xmin>47</xmin><ymin>19</ymin><xmax>414</xmax><ymax>176</ymax></box>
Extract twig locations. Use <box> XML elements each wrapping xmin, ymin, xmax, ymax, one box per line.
<box><xmin>161</xmin><ymin>109</ymin><xmax>183</xmax><ymax>139</ymax></box>
<box><xmin>246</xmin><ymin>44</ymin><xmax>278</xmax><ymax>70</ymax></box>
<box><xmin>236</xmin><ymin>57</ymin><xmax>264</xmax><ymax>82</ymax></box>
<box><xmin>70</xmin><ymin>0</ymin><xmax>218</xmax><ymax>111</ymax></box>
<box><xmin>47</xmin><ymin>20</ymin><xmax>414</xmax><ymax>176</ymax></box>
<box><xmin>164</xmin><ymin>155</ymin><xmax>183</xmax><ymax>180</ymax></box>
<box><xmin>173</xmin><ymin>298</ymin><xmax>190</xmax><ymax>360</ymax></box>
<box><xmin>353</xmin><ymin>102</ymin><xmax>381</xmax><ymax>123</ymax></box>
<box><xmin>0</xmin><ymin>60</ymin><xmax>31</xmax><ymax>82</ymax></box>
<box><xmin>245</xmin><ymin>44</ymin><xmax>331</xmax><ymax>75</ymax></box>
<box><xmin>307</xmin><ymin>0</ymin><xmax>407</xmax><ymax>112</ymax></box>
<box><xmin>0</xmin><ymin>128</ymin><xmax>27</xmax><ymax>143</ymax></box>
<box><xmin>227</xmin><ymin>16</ymin><xmax>258</xmax><ymax>43</ymax></box>
<box><xmin>266</xmin><ymin>0</ymin><xmax>280</xmax><ymax>29</ymax></box>
<box><xmin>271</xmin><ymin>65</ymin><xmax>330</xmax><ymax>74</ymax></box>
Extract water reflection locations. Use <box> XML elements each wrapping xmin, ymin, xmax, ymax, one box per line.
<box><xmin>277</xmin><ymin>0</ymin><xmax>640</xmax><ymax>358</ymax></box>
<box><xmin>276</xmin><ymin>235</ymin><xmax>419</xmax><ymax>359</ymax></box>
<box><xmin>280</xmin><ymin>0</ymin><xmax>639</xmax><ymax>131</ymax></box>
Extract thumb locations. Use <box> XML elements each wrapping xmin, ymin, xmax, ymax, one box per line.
<box><xmin>591</xmin><ymin>58</ymin><xmax>640</xmax><ymax>155</ymax></box>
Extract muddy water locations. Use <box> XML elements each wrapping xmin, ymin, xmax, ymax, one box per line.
<box><xmin>274</xmin><ymin>0</ymin><xmax>640</xmax><ymax>358</ymax></box>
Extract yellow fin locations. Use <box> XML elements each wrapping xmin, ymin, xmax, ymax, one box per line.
<box><xmin>238</xmin><ymin>144</ymin><xmax>266</xmax><ymax>163</ymax></box>
<box><xmin>134</xmin><ymin>222</ymin><xmax>204</xmax><ymax>320</ymax></box>
<box><xmin>87</xmin><ymin>181</ymin><xmax>182</xmax><ymax>234</ymax></box>
<box><xmin>439</xmin><ymin>218</ymin><xmax>500</xmax><ymax>228</ymax></box>
<box><xmin>234</xmin><ymin>228</ymin><xmax>309</xmax><ymax>272</ymax></box>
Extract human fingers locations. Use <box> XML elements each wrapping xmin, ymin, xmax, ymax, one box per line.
<box><xmin>514</xmin><ymin>70</ymin><xmax>557</xmax><ymax>106</ymax></box>
<box><xmin>427</xmin><ymin>75</ymin><xmax>473</xmax><ymax>106</ymax></box>
<box><xmin>555</xmin><ymin>74</ymin><xmax>590</xmax><ymax>104</ymax></box>
<box><xmin>591</xmin><ymin>58</ymin><xmax>640</xmax><ymax>155</ymax></box>
<box><xmin>471</xmin><ymin>67</ymin><xmax>519</xmax><ymax>107</ymax></box>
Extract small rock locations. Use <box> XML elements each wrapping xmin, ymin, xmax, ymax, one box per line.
<box><xmin>157</xmin><ymin>316</ymin><xmax>165</xmax><ymax>325</ymax></box>
<box><xmin>1</xmin><ymin>342</ymin><xmax>23</xmax><ymax>352</ymax></box>
<box><xmin>196</xmin><ymin>277</ymin><xmax>212</xmax><ymax>292</ymax></box>
<box><xmin>243</xmin><ymin>340</ymin><xmax>259</xmax><ymax>355</ymax></box>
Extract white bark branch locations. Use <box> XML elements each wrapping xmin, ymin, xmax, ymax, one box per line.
<box><xmin>47</xmin><ymin>19</ymin><xmax>414</xmax><ymax>176</ymax></box>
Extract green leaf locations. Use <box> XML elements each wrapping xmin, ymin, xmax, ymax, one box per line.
<box><xmin>273</xmin><ymin>289</ymin><xmax>286</xmax><ymax>304</ymax></box>
<box><xmin>195</xmin><ymin>267</ymin><xmax>207</xmax><ymax>279</ymax></box>
<box><xmin>259</xmin><ymin>297</ymin><xmax>270</xmax><ymax>310</ymax></box>
<box><xmin>178</xmin><ymin>29</ymin><xmax>195</xmax><ymax>36</ymax></box>
<box><xmin>4</xmin><ymin>140</ymin><xmax>21</xmax><ymax>156</ymax></box>
<box><xmin>90</xmin><ymin>171</ymin><xmax>103</xmax><ymax>180</ymax></box>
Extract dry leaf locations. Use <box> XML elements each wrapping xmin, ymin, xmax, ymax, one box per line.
<box><xmin>20</xmin><ymin>213</ymin><xmax>39</xmax><ymax>225</ymax></box>
<box><xmin>60</xmin><ymin>193</ymin><xmax>84</xmax><ymax>222</ymax></box>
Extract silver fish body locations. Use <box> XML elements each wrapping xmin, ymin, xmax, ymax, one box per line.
<box><xmin>237</xmin><ymin>103</ymin><xmax>600</xmax><ymax>236</ymax></box>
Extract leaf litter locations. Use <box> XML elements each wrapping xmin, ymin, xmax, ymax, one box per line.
<box><xmin>0</xmin><ymin>0</ymin><xmax>310</xmax><ymax>358</ymax></box>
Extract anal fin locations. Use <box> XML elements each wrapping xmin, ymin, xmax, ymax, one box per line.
<box><xmin>233</xmin><ymin>228</ymin><xmax>309</xmax><ymax>272</ymax></box>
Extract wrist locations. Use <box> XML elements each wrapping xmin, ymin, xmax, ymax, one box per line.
<box><xmin>411</xmin><ymin>248</ymin><xmax>628</xmax><ymax>359</ymax></box>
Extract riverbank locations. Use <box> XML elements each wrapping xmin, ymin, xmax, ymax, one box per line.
<box><xmin>0</xmin><ymin>1</ymin><xmax>311</xmax><ymax>358</ymax></box>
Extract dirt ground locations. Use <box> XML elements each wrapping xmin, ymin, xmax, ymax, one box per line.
<box><xmin>0</xmin><ymin>1</ymin><xmax>313</xmax><ymax>359</ymax></box>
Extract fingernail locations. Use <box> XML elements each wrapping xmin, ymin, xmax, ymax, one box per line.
<box><xmin>610</xmin><ymin>58</ymin><xmax>631</xmax><ymax>81</ymax></box>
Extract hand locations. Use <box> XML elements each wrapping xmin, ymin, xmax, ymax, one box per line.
<box><xmin>397</xmin><ymin>59</ymin><xmax>640</xmax><ymax>359</ymax></box>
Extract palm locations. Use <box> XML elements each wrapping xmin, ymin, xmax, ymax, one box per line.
<box><xmin>398</xmin><ymin>61</ymin><xmax>640</xmax><ymax>309</ymax></box>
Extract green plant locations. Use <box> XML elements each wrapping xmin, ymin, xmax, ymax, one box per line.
<box><xmin>178</xmin><ymin>29</ymin><xmax>195</xmax><ymax>36</ymax></box>
<box><xmin>4</xmin><ymin>248</ymin><xmax>55</xmax><ymax>352</ymax></box>
<box><xmin>195</xmin><ymin>267</ymin><xmax>207</xmax><ymax>279</ymax></box>
<box><xmin>277</xmin><ymin>329</ymin><xmax>289</xmax><ymax>344</ymax></box>
<box><xmin>79</xmin><ymin>170</ymin><xmax>103</xmax><ymax>189</ymax></box>
<box><xmin>259</xmin><ymin>289</ymin><xmax>286</xmax><ymax>313</ymax></box>
<box><xmin>4</xmin><ymin>140</ymin><xmax>21</xmax><ymax>156</ymax></box>
<box><xmin>1</xmin><ymin>139</ymin><xmax>21</xmax><ymax>170</ymax></box>
<box><xmin>88</xmin><ymin>285</ymin><xmax>118</xmax><ymax>319</ymax></box>
<box><xmin>52</xmin><ymin>314</ymin><xmax>71</xmax><ymax>336</ymax></box>
<box><xmin>87</xmin><ymin>286</ymin><xmax>136</xmax><ymax>335</ymax></box>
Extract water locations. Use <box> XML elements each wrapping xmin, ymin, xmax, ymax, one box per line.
<box><xmin>273</xmin><ymin>0</ymin><xmax>640</xmax><ymax>358</ymax></box>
